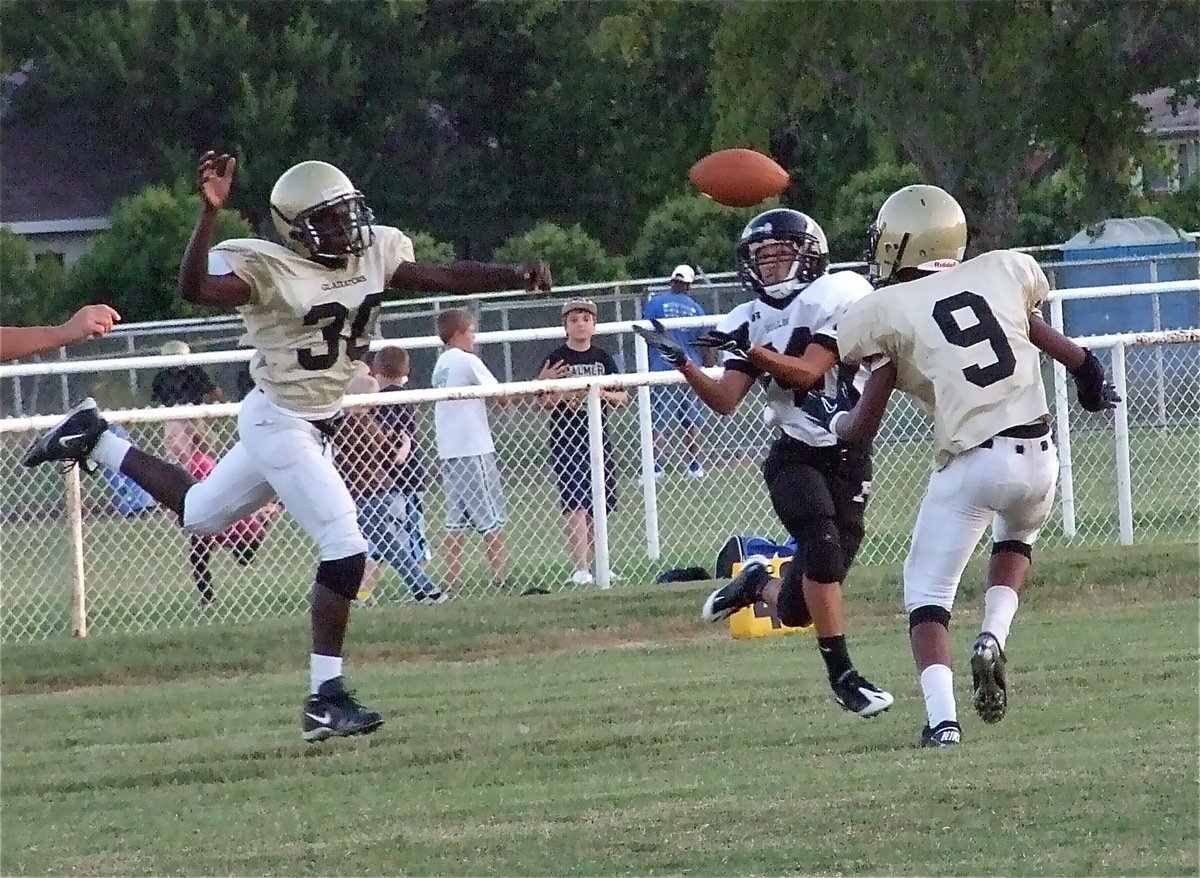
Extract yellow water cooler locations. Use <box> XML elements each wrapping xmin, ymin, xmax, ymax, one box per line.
<box><xmin>727</xmin><ymin>556</ymin><xmax>813</xmax><ymax>640</ymax></box>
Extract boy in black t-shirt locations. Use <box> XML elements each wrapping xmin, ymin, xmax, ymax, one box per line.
<box><xmin>535</xmin><ymin>297</ymin><xmax>628</xmax><ymax>586</ymax></box>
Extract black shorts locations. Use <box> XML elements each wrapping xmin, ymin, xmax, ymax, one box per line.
<box><xmin>551</xmin><ymin>442</ymin><xmax>618</xmax><ymax>515</ymax></box>
<box><xmin>761</xmin><ymin>434</ymin><xmax>872</xmax><ymax>575</ymax></box>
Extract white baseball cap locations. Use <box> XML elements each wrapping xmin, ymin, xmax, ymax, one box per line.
<box><xmin>671</xmin><ymin>264</ymin><xmax>695</xmax><ymax>283</ymax></box>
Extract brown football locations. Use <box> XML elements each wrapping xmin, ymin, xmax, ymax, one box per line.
<box><xmin>688</xmin><ymin>148</ymin><xmax>789</xmax><ymax>207</ymax></box>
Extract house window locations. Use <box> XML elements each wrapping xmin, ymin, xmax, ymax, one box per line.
<box><xmin>1178</xmin><ymin>140</ymin><xmax>1199</xmax><ymax>187</ymax></box>
<box><xmin>34</xmin><ymin>250</ymin><xmax>64</xmax><ymax>267</ymax></box>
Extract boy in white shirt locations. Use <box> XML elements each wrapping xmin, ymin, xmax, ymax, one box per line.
<box><xmin>431</xmin><ymin>308</ymin><xmax>510</xmax><ymax>591</ymax></box>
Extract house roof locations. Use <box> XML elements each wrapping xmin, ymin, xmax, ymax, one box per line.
<box><xmin>1</xmin><ymin>64</ymin><xmax>157</xmax><ymax>225</ymax></box>
<box><xmin>1135</xmin><ymin>87</ymin><xmax>1200</xmax><ymax>135</ymax></box>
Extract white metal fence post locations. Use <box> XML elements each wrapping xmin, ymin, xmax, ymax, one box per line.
<box><xmin>633</xmin><ymin>336</ymin><xmax>661</xmax><ymax>560</ymax></box>
<box><xmin>1149</xmin><ymin>259</ymin><xmax>1167</xmax><ymax>426</ymax></box>
<box><xmin>127</xmin><ymin>334</ymin><xmax>139</xmax><ymax>400</ymax></box>
<box><xmin>66</xmin><ymin>466</ymin><xmax>87</xmax><ymax>638</ymax></box>
<box><xmin>11</xmin><ymin>374</ymin><xmax>23</xmax><ymax>416</ymax></box>
<box><xmin>587</xmin><ymin>384</ymin><xmax>612</xmax><ymax>588</ymax></box>
<box><xmin>57</xmin><ymin>346</ymin><xmax>70</xmax><ymax>410</ymax></box>
<box><xmin>1111</xmin><ymin>343</ymin><xmax>1134</xmax><ymax>545</ymax></box>
<box><xmin>1050</xmin><ymin>297</ymin><xmax>1077</xmax><ymax>537</ymax></box>
<box><xmin>500</xmin><ymin>308</ymin><xmax>513</xmax><ymax>382</ymax></box>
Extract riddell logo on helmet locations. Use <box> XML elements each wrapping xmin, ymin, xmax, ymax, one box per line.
<box><xmin>918</xmin><ymin>259</ymin><xmax>960</xmax><ymax>271</ymax></box>
<box><xmin>321</xmin><ymin>275</ymin><xmax>367</xmax><ymax>291</ymax></box>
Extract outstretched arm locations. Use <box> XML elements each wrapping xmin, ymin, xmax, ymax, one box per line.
<box><xmin>390</xmin><ymin>260</ymin><xmax>552</xmax><ymax>295</ymax></box>
<box><xmin>635</xmin><ymin>320</ymin><xmax>756</xmax><ymax>415</ymax></box>
<box><xmin>0</xmin><ymin>304</ymin><xmax>121</xmax><ymax>361</ymax></box>
<box><xmin>678</xmin><ymin>361</ymin><xmax>755</xmax><ymax>416</ymax></box>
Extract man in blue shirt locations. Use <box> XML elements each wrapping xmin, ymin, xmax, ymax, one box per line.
<box><xmin>642</xmin><ymin>265</ymin><xmax>715</xmax><ymax>478</ymax></box>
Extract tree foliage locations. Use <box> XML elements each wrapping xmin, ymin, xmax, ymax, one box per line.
<box><xmin>66</xmin><ymin>187</ymin><xmax>253</xmax><ymax>323</ymax></box>
<box><xmin>2</xmin><ymin>0</ymin><xmax>1194</xmax><ymax>326</ymax></box>
<box><xmin>628</xmin><ymin>194</ymin><xmax>766</xmax><ymax>277</ymax></box>
<box><xmin>711</xmin><ymin>0</ymin><xmax>1199</xmax><ymax>251</ymax></box>
<box><xmin>0</xmin><ymin>229</ymin><xmax>69</xmax><ymax>326</ymax></box>
<box><xmin>492</xmin><ymin>222</ymin><xmax>626</xmax><ymax>286</ymax></box>
<box><xmin>407</xmin><ymin>230</ymin><xmax>457</xmax><ymax>266</ymax></box>
<box><xmin>824</xmin><ymin>164</ymin><xmax>924</xmax><ymax>262</ymax></box>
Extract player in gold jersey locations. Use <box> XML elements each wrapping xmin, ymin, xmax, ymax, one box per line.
<box><xmin>23</xmin><ymin>151</ymin><xmax>551</xmax><ymax>742</ymax></box>
<box><xmin>799</xmin><ymin>185</ymin><xmax>1119</xmax><ymax>747</ymax></box>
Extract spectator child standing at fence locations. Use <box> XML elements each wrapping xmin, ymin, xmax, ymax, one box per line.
<box><xmin>371</xmin><ymin>346</ymin><xmax>430</xmax><ymax>570</ymax></box>
<box><xmin>535</xmin><ymin>297</ymin><xmax>628</xmax><ymax>586</ymax></box>
<box><xmin>643</xmin><ymin>265</ymin><xmax>715</xmax><ymax>478</ymax></box>
<box><xmin>336</xmin><ymin>374</ymin><xmax>445</xmax><ymax>603</ymax></box>
<box><xmin>431</xmin><ymin>309</ymin><xmax>510</xmax><ymax>591</ymax></box>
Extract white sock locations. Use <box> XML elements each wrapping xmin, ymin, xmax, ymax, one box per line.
<box><xmin>89</xmin><ymin>430</ymin><xmax>131</xmax><ymax>471</ymax></box>
<box><xmin>920</xmin><ymin>664</ymin><xmax>957</xmax><ymax>728</ymax></box>
<box><xmin>310</xmin><ymin>654</ymin><xmax>343</xmax><ymax>694</ymax></box>
<box><xmin>982</xmin><ymin>585</ymin><xmax>1020</xmax><ymax>649</ymax></box>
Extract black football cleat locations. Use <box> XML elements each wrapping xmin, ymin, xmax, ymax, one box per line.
<box><xmin>302</xmin><ymin>676</ymin><xmax>384</xmax><ymax>742</ymax></box>
<box><xmin>920</xmin><ymin>720</ymin><xmax>963</xmax><ymax>748</ymax></box>
<box><xmin>701</xmin><ymin>554</ymin><xmax>771</xmax><ymax>622</ymax></box>
<box><xmin>831</xmin><ymin>669</ymin><xmax>894</xmax><ymax>717</ymax></box>
<box><xmin>971</xmin><ymin>632</ymin><xmax>1008</xmax><ymax>724</ymax></box>
<box><xmin>20</xmin><ymin>397</ymin><xmax>108</xmax><ymax>473</ymax></box>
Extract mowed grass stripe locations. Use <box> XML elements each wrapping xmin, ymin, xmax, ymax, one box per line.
<box><xmin>2</xmin><ymin>542</ymin><xmax>1194</xmax><ymax>694</ymax></box>
<box><xmin>2</xmin><ymin>568</ymin><xmax>1196</xmax><ymax>876</ymax></box>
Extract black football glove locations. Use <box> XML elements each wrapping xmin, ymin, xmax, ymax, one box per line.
<box><xmin>694</xmin><ymin>326</ymin><xmax>751</xmax><ymax>360</ymax></box>
<box><xmin>1070</xmin><ymin>348</ymin><xmax>1122</xmax><ymax>412</ymax></box>
<box><xmin>632</xmin><ymin>318</ymin><xmax>689</xmax><ymax>369</ymax></box>
<box><xmin>799</xmin><ymin>391</ymin><xmax>851</xmax><ymax>435</ymax></box>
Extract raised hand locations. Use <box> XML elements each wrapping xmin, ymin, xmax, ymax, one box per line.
<box><xmin>631</xmin><ymin>318</ymin><xmax>689</xmax><ymax>369</ymax></box>
<box><xmin>694</xmin><ymin>326</ymin><xmax>751</xmax><ymax>359</ymax></box>
<box><xmin>197</xmin><ymin>151</ymin><xmax>237</xmax><ymax>210</ymax></box>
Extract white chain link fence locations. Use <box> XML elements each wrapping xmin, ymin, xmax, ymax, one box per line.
<box><xmin>1</xmin><ymin>327</ymin><xmax>1197</xmax><ymax>643</ymax></box>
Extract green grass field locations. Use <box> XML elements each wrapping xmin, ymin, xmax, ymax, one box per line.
<box><xmin>2</xmin><ymin>543</ymin><xmax>1196</xmax><ymax>876</ymax></box>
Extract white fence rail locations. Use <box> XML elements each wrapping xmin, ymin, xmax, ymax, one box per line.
<box><xmin>0</xmin><ymin>330</ymin><xmax>1196</xmax><ymax>642</ymax></box>
<box><xmin>3</xmin><ymin>276</ymin><xmax>1197</xmax><ymax>416</ymax></box>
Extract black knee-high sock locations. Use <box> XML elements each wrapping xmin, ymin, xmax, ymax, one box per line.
<box><xmin>817</xmin><ymin>635</ymin><xmax>853</xmax><ymax>683</ymax></box>
<box><xmin>121</xmin><ymin>449</ymin><xmax>195</xmax><ymax>517</ymax></box>
<box><xmin>189</xmin><ymin>537</ymin><xmax>214</xmax><ymax>603</ymax></box>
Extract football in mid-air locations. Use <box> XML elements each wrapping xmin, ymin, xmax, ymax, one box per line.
<box><xmin>688</xmin><ymin>148</ymin><xmax>789</xmax><ymax>207</ymax></box>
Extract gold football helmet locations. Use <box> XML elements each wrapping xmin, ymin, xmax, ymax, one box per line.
<box><xmin>867</xmin><ymin>185</ymin><xmax>967</xmax><ymax>285</ymax></box>
<box><xmin>270</xmin><ymin>160</ymin><xmax>375</xmax><ymax>261</ymax></box>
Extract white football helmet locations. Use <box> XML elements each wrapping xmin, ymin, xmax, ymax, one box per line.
<box><xmin>270</xmin><ymin>160</ymin><xmax>375</xmax><ymax>262</ymax></box>
<box><xmin>867</xmin><ymin>185</ymin><xmax>967</xmax><ymax>285</ymax></box>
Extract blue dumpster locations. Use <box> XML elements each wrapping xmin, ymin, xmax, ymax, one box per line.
<box><xmin>1056</xmin><ymin>217</ymin><xmax>1198</xmax><ymax>336</ymax></box>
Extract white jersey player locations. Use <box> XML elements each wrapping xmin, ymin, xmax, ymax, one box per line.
<box><xmin>22</xmin><ymin>150</ymin><xmax>552</xmax><ymax>742</ymax></box>
<box><xmin>635</xmin><ymin>208</ymin><xmax>893</xmax><ymax>719</ymax></box>
<box><xmin>800</xmin><ymin>185</ymin><xmax>1119</xmax><ymax>747</ymax></box>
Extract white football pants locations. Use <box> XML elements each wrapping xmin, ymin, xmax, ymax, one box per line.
<box><xmin>180</xmin><ymin>389</ymin><xmax>366</xmax><ymax>560</ymax></box>
<box><xmin>903</xmin><ymin>435</ymin><xmax>1058</xmax><ymax>614</ymax></box>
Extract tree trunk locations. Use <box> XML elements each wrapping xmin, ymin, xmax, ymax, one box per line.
<box><xmin>965</xmin><ymin>180</ymin><xmax>1020</xmax><ymax>254</ymax></box>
